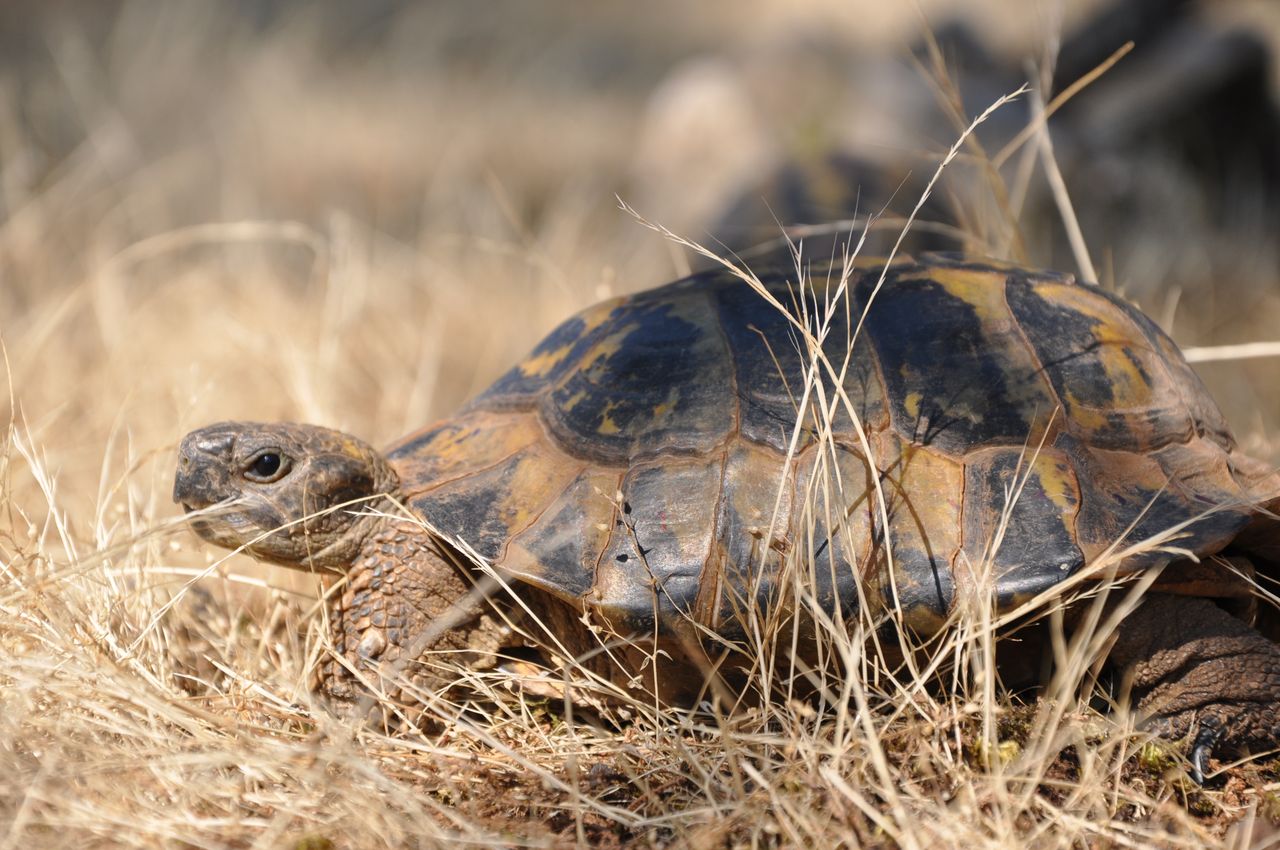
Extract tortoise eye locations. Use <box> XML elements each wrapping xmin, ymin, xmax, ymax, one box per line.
<box><xmin>244</xmin><ymin>450</ymin><xmax>290</xmax><ymax>482</ymax></box>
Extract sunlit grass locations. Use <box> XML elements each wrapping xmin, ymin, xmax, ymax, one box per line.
<box><xmin>2</xmin><ymin>3</ymin><xmax>1279</xmax><ymax>848</ymax></box>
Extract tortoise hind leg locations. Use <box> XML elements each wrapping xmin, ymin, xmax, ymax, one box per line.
<box><xmin>1105</xmin><ymin>593</ymin><xmax>1280</xmax><ymax>782</ymax></box>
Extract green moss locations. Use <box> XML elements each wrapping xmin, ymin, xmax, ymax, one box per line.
<box><xmin>1184</xmin><ymin>790</ymin><xmax>1217</xmax><ymax>817</ymax></box>
<box><xmin>294</xmin><ymin>836</ymin><xmax>335</xmax><ymax>850</ymax></box>
<box><xmin>1259</xmin><ymin>791</ymin><xmax>1280</xmax><ymax>826</ymax></box>
<box><xmin>972</xmin><ymin>737</ymin><xmax>1022</xmax><ymax>769</ymax></box>
<box><xmin>1135</xmin><ymin>741</ymin><xmax>1179</xmax><ymax>776</ymax></box>
<box><xmin>996</xmin><ymin>703</ymin><xmax>1038</xmax><ymax>744</ymax></box>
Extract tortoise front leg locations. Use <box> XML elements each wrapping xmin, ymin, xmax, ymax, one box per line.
<box><xmin>320</xmin><ymin>521</ymin><xmax>512</xmax><ymax>705</ymax></box>
<box><xmin>1105</xmin><ymin>593</ymin><xmax>1280</xmax><ymax>782</ymax></box>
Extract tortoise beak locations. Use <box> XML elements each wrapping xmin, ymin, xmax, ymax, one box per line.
<box><xmin>173</xmin><ymin>424</ymin><xmax>239</xmax><ymax>510</ymax></box>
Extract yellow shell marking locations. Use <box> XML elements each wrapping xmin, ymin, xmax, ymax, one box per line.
<box><xmin>651</xmin><ymin>387</ymin><xmax>680</xmax><ymax>421</ymax></box>
<box><xmin>899</xmin><ymin>266</ymin><xmax>1060</xmax><ymax>444</ymax></box>
<box><xmin>903</xmin><ymin>390</ymin><xmax>923</xmax><ymax>421</ymax></box>
<box><xmin>1029</xmin><ymin>450</ymin><xmax>1078</xmax><ymax>514</ymax></box>
<box><xmin>516</xmin><ymin>299</ymin><xmax>620</xmax><ymax>381</ymax></box>
<box><xmin>598</xmin><ymin>408</ymin><xmax>621</xmax><ymax>436</ymax></box>
<box><xmin>915</xmin><ymin>266</ymin><xmax>1009</xmax><ymax>327</ymax></box>
<box><xmin>1041</xmin><ymin>283</ymin><xmax>1159</xmax><ymax>409</ymax></box>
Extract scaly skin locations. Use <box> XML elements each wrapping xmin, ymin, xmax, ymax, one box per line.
<box><xmin>174</xmin><ymin>421</ymin><xmax>1280</xmax><ymax>778</ymax></box>
<box><xmin>320</xmin><ymin>520</ymin><xmax>510</xmax><ymax>703</ymax></box>
<box><xmin>1106</xmin><ymin>594</ymin><xmax>1280</xmax><ymax>781</ymax></box>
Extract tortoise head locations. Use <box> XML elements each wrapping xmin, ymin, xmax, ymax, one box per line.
<box><xmin>173</xmin><ymin>422</ymin><xmax>399</xmax><ymax>570</ymax></box>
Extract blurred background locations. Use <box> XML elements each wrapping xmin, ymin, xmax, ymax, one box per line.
<box><xmin>3</xmin><ymin>5</ymin><xmax>1279</xmax><ymax>844</ymax></box>
<box><xmin>1</xmin><ymin>0</ymin><xmax>1278</xmax><ymax>536</ymax></box>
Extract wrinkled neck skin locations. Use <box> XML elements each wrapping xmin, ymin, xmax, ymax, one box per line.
<box><xmin>299</xmin><ymin>496</ymin><xmax>398</xmax><ymax>573</ymax></box>
<box><xmin>296</xmin><ymin>453</ymin><xmax>402</xmax><ymax>572</ymax></box>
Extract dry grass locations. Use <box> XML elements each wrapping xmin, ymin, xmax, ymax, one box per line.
<box><xmin>3</xmin><ymin>2</ymin><xmax>1280</xmax><ymax>848</ymax></box>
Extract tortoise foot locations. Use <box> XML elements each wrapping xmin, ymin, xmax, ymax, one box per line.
<box><xmin>1106</xmin><ymin>594</ymin><xmax>1280</xmax><ymax>783</ymax></box>
<box><xmin>1188</xmin><ymin>715</ymin><xmax>1224</xmax><ymax>785</ymax></box>
<box><xmin>1151</xmin><ymin>705</ymin><xmax>1279</xmax><ymax>784</ymax></box>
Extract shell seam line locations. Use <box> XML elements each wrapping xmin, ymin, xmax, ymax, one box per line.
<box><xmin>397</xmin><ymin>423</ymin><xmax>542</xmax><ymax>499</ymax></box>
<box><xmin>588</xmin><ymin>470</ymin><xmax>628</xmax><ymax>602</ymax></box>
<box><xmin>705</xmin><ymin>283</ymin><xmax>743</xmax><ymax>447</ymax></box>
<box><xmin>496</xmin><ymin>460</ymin><xmax>591</xmax><ymax>570</ymax></box>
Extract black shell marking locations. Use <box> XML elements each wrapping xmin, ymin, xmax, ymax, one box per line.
<box><xmin>387</xmin><ymin>255</ymin><xmax>1279</xmax><ymax>635</ymax></box>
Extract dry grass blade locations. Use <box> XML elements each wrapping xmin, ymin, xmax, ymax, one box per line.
<box><xmin>1029</xmin><ymin>85</ymin><xmax>1097</xmax><ymax>284</ymax></box>
<box><xmin>2</xmin><ymin>4</ymin><xmax>1279</xmax><ymax>849</ymax></box>
<box><xmin>1183</xmin><ymin>341</ymin><xmax>1280</xmax><ymax>364</ymax></box>
<box><xmin>991</xmin><ymin>41</ymin><xmax>1135</xmax><ymax>171</ymax></box>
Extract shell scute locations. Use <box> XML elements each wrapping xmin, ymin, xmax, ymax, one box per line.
<box><xmin>502</xmin><ymin>467</ymin><xmax>620</xmax><ymax>599</ymax></box>
<box><xmin>536</xmin><ymin>289</ymin><xmax>735</xmax><ymax>464</ymax></box>
<box><xmin>790</xmin><ymin>443</ymin><xmax>877</xmax><ymax>623</ymax></box>
<box><xmin>405</xmin><ymin>438</ymin><xmax>582</xmax><ymax>563</ymax></box>
<box><xmin>389</xmin><ymin>410</ymin><xmax>540</xmax><ymax>489</ymax></box>
<box><xmin>1005</xmin><ymin>276</ymin><xmax>1195</xmax><ymax>451</ymax></box>
<box><xmin>856</xmin><ymin>265</ymin><xmax>1058</xmax><ymax>456</ymax></box>
<box><xmin>960</xmin><ymin>446</ymin><xmax>1084</xmax><ymax>607</ymax></box>
<box><xmin>869</xmin><ymin>434</ymin><xmax>965</xmax><ymax>629</ymax></box>
<box><xmin>594</xmin><ymin>454</ymin><xmax>724</xmax><ymax>633</ymax></box>
<box><xmin>390</xmin><ymin>256</ymin><xmax>1279</xmax><ymax>635</ymax></box>
<box><xmin>701</xmin><ymin>442</ymin><xmax>798</xmax><ymax>636</ymax></box>
<box><xmin>709</xmin><ymin>270</ymin><xmax>892</xmax><ymax>453</ymax></box>
<box><xmin>707</xmin><ymin>274</ymin><xmax>807</xmax><ymax>452</ymax></box>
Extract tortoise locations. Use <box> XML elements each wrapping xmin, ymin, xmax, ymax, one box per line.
<box><xmin>173</xmin><ymin>252</ymin><xmax>1280</xmax><ymax>781</ymax></box>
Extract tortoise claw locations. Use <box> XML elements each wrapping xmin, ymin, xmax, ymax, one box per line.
<box><xmin>1188</xmin><ymin>715</ymin><xmax>1224</xmax><ymax>785</ymax></box>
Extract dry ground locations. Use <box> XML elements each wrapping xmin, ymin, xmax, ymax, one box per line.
<box><xmin>2</xmin><ymin>2</ymin><xmax>1280</xmax><ymax>847</ymax></box>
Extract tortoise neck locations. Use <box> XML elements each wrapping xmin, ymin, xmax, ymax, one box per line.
<box><xmin>303</xmin><ymin>494</ymin><xmax>398</xmax><ymax>572</ymax></box>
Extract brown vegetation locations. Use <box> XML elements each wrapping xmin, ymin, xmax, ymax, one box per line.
<box><xmin>2</xmin><ymin>2</ymin><xmax>1278</xmax><ymax>847</ymax></box>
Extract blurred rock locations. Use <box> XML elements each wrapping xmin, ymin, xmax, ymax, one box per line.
<box><xmin>698</xmin><ymin>0</ymin><xmax>1280</xmax><ymax>301</ymax></box>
